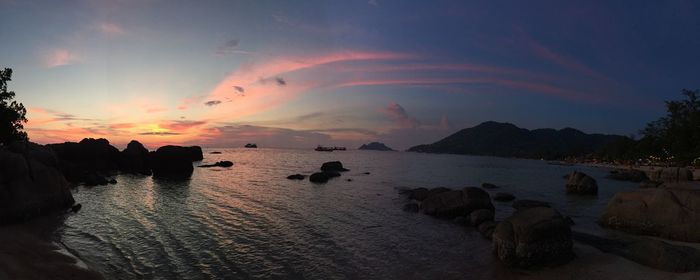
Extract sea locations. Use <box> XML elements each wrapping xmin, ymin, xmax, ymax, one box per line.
<box><xmin>55</xmin><ymin>148</ymin><xmax>639</xmax><ymax>279</ymax></box>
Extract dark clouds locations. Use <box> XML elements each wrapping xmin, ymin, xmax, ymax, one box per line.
<box><xmin>259</xmin><ymin>76</ymin><xmax>287</xmax><ymax>86</ymax></box>
<box><xmin>233</xmin><ymin>86</ymin><xmax>245</xmax><ymax>93</ymax></box>
<box><xmin>204</xmin><ymin>100</ymin><xmax>222</xmax><ymax>106</ymax></box>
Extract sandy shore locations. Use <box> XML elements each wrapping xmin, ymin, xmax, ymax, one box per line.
<box><xmin>0</xmin><ymin>216</ymin><xmax>103</xmax><ymax>280</ymax></box>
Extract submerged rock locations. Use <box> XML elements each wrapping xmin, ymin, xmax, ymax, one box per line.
<box><xmin>198</xmin><ymin>161</ymin><xmax>234</xmax><ymax>168</ymax></box>
<box><xmin>422</xmin><ymin>187</ymin><xmax>494</xmax><ymax>218</ymax></box>
<box><xmin>320</xmin><ymin>161</ymin><xmax>349</xmax><ymax>172</ymax></box>
<box><xmin>403</xmin><ymin>203</ymin><xmax>419</xmax><ymax>212</ymax></box>
<box><xmin>565</xmin><ymin>171</ymin><xmax>598</xmax><ymax>195</ymax></box>
<box><xmin>599</xmin><ymin>188</ymin><xmax>700</xmax><ymax>242</ymax></box>
<box><xmin>493</xmin><ymin>192</ymin><xmax>515</xmax><ymax>202</ymax></box>
<box><xmin>309</xmin><ymin>172</ymin><xmax>330</xmax><ymax>183</ymax></box>
<box><xmin>0</xmin><ymin>142</ymin><xmax>75</xmax><ymax>224</ymax></box>
<box><xmin>286</xmin><ymin>174</ymin><xmax>306</xmax><ymax>180</ymax></box>
<box><xmin>493</xmin><ymin>207</ymin><xmax>573</xmax><ymax>268</ymax></box>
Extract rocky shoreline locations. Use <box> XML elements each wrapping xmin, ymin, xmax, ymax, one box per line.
<box><xmin>398</xmin><ymin>167</ymin><xmax>700</xmax><ymax>274</ymax></box>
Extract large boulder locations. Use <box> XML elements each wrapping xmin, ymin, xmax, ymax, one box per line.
<box><xmin>492</xmin><ymin>207</ymin><xmax>573</xmax><ymax>268</ymax></box>
<box><xmin>47</xmin><ymin>138</ymin><xmax>121</xmax><ymax>182</ymax></box>
<box><xmin>422</xmin><ymin>187</ymin><xmax>494</xmax><ymax>218</ymax></box>
<box><xmin>607</xmin><ymin>169</ymin><xmax>648</xmax><ymax>182</ymax></box>
<box><xmin>149</xmin><ymin>146</ymin><xmax>196</xmax><ymax>179</ymax></box>
<box><xmin>185</xmin><ymin>146</ymin><xmax>204</xmax><ymax>161</ymax></box>
<box><xmin>309</xmin><ymin>172</ymin><xmax>330</xmax><ymax>183</ymax></box>
<box><xmin>599</xmin><ymin>188</ymin><xmax>700</xmax><ymax>242</ymax></box>
<box><xmin>320</xmin><ymin>161</ymin><xmax>349</xmax><ymax>172</ymax></box>
<box><xmin>565</xmin><ymin>171</ymin><xmax>598</xmax><ymax>195</ymax></box>
<box><xmin>119</xmin><ymin>140</ymin><xmax>151</xmax><ymax>175</ymax></box>
<box><xmin>647</xmin><ymin>167</ymin><xmax>694</xmax><ymax>183</ymax></box>
<box><xmin>0</xmin><ymin>142</ymin><xmax>75</xmax><ymax>224</ymax></box>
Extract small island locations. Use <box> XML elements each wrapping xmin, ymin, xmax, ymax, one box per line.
<box><xmin>358</xmin><ymin>142</ymin><xmax>394</xmax><ymax>151</ymax></box>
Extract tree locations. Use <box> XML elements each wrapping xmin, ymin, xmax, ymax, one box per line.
<box><xmin>640</xmin><ymin>89</ymin><xmax>700</xmax><ymax>165</ymax></box>
<box><xmin>0</xmin><ymin>68</ymin><xmax>28</xmax><ymax>144</ymax></box>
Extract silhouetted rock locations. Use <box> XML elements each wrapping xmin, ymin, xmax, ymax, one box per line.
<box><xmin>363</xmin><ymin>172</ymin><xmax>371</xmax><ymax>175</ymax></box>
<box><xmin>185</xmin><ymin>146</ymin><xmax>204</xmax><ymax>161</ymax></box>
<box><xmin>422</xmin><ymin>187</ymin><xmax>494</xmax><ymax>218</ymax></box>
<box><xmin>83</xmin><ymin>173</ymin><xmax>108</xmax><ymax>186</ymax></box>
<box><xmin>599</xmin><ymin>188</ymin><xmax>700</xmax><ymax>242</ymax></box>
<box><xmin>198</xmin><ymin>161</ymin><xmax>234</xmax><ymax>168</ymax></box>
<box><xmin>607</xmin><ymin>169</ymin><xmax>648</xmax><ymax>182</ymax></box>
<box><xmin>470</xmin><ymin>209</ymin><xmax>494</xmax><ymax>226</ymax></box>
<box><xmin>47</xmin><ymin>138</ymin><xmax>121</xmax><ymax>183</ymax></box>
<box><xmin>109</xmin><ymin>178</ymin><xmax>117</xmax><ymax>184</ymax></box>
<box><xmin>403</xmin><ymin>203</ymin><xmax>419</xmax><ymax>212</ymax></box>
<box><xmin>324</xmin><ymin>170</ymin><xmax>341</xmax><ymax>178</ymax></box>
<box><xmin>320</xmin><ymin>161</ymin><xmax>349</xmax><ymax>172</ymax></box>
<box><xmin>244</xmin><ymin>143</ymin><xmax>257</xmax><ymax>148</ymax></box>
<box><xmin>70</xmin><ymin>203</ymin><xmax>82</xmax><ymax>213</ymax></box>
<box><xmin>647</xmin><ymin>167</ymin><xmax>694</xmax><ymax>183</ymax></box>
<box><xmin>0</xmin><ymin>142</ymin><xmax>75</xmax><ymax>224</ymax></box>
<box><xmin>287</xmin><ymin>174</ymin><xmax>306</xmax><ymax>180</ymax></box>
<box><xmin>210</xmin><ymin>151</ymin><xmax>222</xmax><ymax>154</ymax></box>
<box><xmin>565</xmin><ymin>171</ymin><xmax>598</xmax><ymax>195</ymax></box>
<box><xmin>358</xmin><ymin>142</ymin><xmax>394</xmax><ymax>151</ymax></box>
<box><xmin>149</xmin><ymin>146</ymin><xmax>196</xmax><ymax>179</ymax></box>
<box><xmin>493</xmin><ymin>207</ymin><xmax>573</xmax><ymax>268</ymax></box>
<box><xmin>512</xmin><ymin>199</ymin><xmax>550</xmax><ymax>211</ymax></box>
<box><xmin>119</xmin><ymin>140</ymin><xmax>151</xmax><ymax>175</ymax></box>
<box><xmin>481</xmin><ymin>183</ymin><xmax>498</xmax><ymax>189</ymax></box>
<box><xmin>309</xmin><ymin>172</ymin><xmax>330</xmax><ymax>183</ymax></box>
<box><xmin>493</xmin><ymin>192</ymin><xmax>515</xmax><ymax>202</ymax></box>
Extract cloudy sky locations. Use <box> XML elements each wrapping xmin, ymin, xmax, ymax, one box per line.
<box><xmin>1</xmin><ymin>0</ymin><xmax>699</xmax><ymax>149</ymax></box>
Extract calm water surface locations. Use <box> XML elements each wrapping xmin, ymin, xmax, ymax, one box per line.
<box><xmin>58</xmin><ymin>149</ymin><xmax>638</xmax><ymax>279</ymax></box>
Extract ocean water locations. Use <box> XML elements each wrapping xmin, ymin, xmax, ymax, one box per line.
<box><xmin>57</xmin><ymin>149</ymin><xmax>639</xmax><ymax>279</ymax></box>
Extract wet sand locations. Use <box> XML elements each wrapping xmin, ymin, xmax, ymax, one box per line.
<box><xmin>0</xmin><ymin>217</ymin><xmax>103</xmax><ymax>280</ymax></box>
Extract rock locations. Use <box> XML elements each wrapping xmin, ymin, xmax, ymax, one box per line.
<box><xmin>478</xmin><ymin>221</ymin><xmax>498</xmax><ymax>240</ymax></box>
<box><xmin>363</xmin><ymin>172</ymin><xmax>371</xmax><ymax>175</ymax></box>
<box><xmin>346</xmin><ymin>179</ymin><xmax>353</xmax><ymax>182</ymax></box>
<box><xmin>493</xmin><ymin>192</ymin><xmax>515</xmax><ymax>202</ymax></box>
<box><xmin>287</xmin><ymin>174</ymin><xmax>306</xmax><ymax>180</ymax></box>
<box><xmin>470</xmin><ymin>209</ymin><xmax>495</xmax><ymax>226</ymax></box>
<box><xmin>185</xmin><ymin>146</ymin><xmax>204</xmax><ymax>161</ymax></box>
<box><xmin>47</xmin><ymin>138</ymin><xmax>121</xmax><ymax>183</ymax></box>
<box><xmin>324</xmin><ymin>170</ymin><xmax>341</xmax><ymax>178</ymax></box>
<box><xmin>119</xmin><ymin>140</ymin><xmax>151</xmax><ymax>175</ymax></box>
<box><xmin>492</xmin><ymin>207</ymin><xmax>573</xmax><ymax>268</ymax></box>
<box><xmin>481</xmin><ymin>183</ymin><xmax>498</xmax><ymax>189</ymax></box>
<box><xmin>244</xmin><ymin>143</ymin><xmax>257</xmax><ymax>148</ymax></box>
<box><xmin>108</xmin><ymin>178</ymin><xmax>117</xmax><ymax>184</ymax></box>
<box><xmin>71</xmin><ymin>203</ymin><xmax>82</xmax><ymax>213</ymax></box>
<box><xmin>320</xmin><ymin>161</ymin><xmax>349</xmax><ymax>172</ymax></box>
<box><xmin>422</xmin><ymin>187</ymin><xmax>494</xmax><ymax>218</ymax></box>
<box><xmin>565</xmin><ymin>171</ymin><xmax>598</xmax><ymax>195</ymax></box>
<box><xmin>149</xmin><ymin>146</ymin><xmax>196</xmax><ymax>179</ymax></box>
<box><xmin>0</xmin><ymin>142</ymin><xmax>75</xmax><ymax>224</ymax></box>
<box><xmin>453</xmin><ymin>216</ymin><xmax>469</xmax><ymax>225</ymax></box>
<box><xmin>573</xmin><ymin>231</ymin><xmax>700</xmax><ymax>273</ymax></box>
<box><xmin>599</xmin><ymin>188</ymin><xmax>700</xmax><ymax>242</ymax></box>
<box><xmin>403</xmin><ymin>203</ymin><xmax>419</xmax><ymax>212</ymax></box>
<box><xmin>639</xmin><ymin>180</ymin><xmax>663</xmax><ymax>188</ymax></box>
<box><xmin>309</xmin><ymin>172</ymin><xmax>330</xmax><ymax>183</ymax></box>
<box><xmin>512</xmin><ymin>199</ymin><xmax>550</xmax><ymax>211</ymax></box>
<box><xmin>83</xmin><ymin>173</ymin><xmax>108</xmax><ymax>186</ymax></box>
<box><xmin>198</xmin><ymin>161</ymin><xmax>234</xmax><ymax>168</ymax></box>
<box><xmin>647</xmin><ymin>167</ymin><xmax>694</xmax><ymax>183</ymax></box>
<box><xmin>607</xmin><ymin>169</ymin><xmax>648</xmax><ymax>182</ymax></box>
<box><xmin>210</xmin><ymin>151</ymin><xmax>222</xmax><ymax>154</ymax></box>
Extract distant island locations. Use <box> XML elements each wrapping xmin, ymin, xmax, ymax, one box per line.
<box><xmin>358</xmin><ymin>142</ymin><xmax>394</xmax><ymax>151</ymax></box>
<box><xmin>407</xmin><ymin>121</ymin><xmax>625</xmax><ymax>160</ymax></box>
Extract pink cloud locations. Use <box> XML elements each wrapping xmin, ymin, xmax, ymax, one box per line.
<box><xmin>383</xmin><ymin>102</ymin><xmax>419</xmax><ymax>128</ymax></box>
<box><xmin>43</xmin><ymin>49</ymin><xmax>81</xmax><ymax>68</ymax></box>
<box><xmin>96</xmin><ymin>22</ymin><xmax>126</xmax><ymax>36</ymax></box>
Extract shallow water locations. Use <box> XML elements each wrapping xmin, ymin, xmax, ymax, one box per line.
<box><xmin>58</xmin><ymin>149</ymin><xmax>639</xmax><ymax>279</ymax></box>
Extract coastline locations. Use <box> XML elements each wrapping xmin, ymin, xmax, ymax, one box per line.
<box><xmin>0</xmin><ymin>215</ymin><xmax>103</xmax><ymax>280</ymax></box>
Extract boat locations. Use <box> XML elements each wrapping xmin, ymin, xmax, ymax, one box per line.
<box><xmin>244</xmin><ymin>143</ymin><xmax>258</xmax><ymax>148</ymax></box>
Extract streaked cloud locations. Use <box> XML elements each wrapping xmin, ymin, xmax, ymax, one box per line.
<box><xmin>96</xmin><ymin>22</ymin><xmax>126</xmax><ymax>36</ymax></box>
<box><xmin>43</xmin><ymin>49</ymin><xmax>81</xmax><ymax>68</ymax></box>
<box><xmin>204</xmin><ymin>100</ymin><xmax>222</xmax><ymax>107</ymax></box>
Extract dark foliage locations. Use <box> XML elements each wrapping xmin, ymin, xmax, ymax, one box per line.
<box><xmin>0</xmin><ymin>68</ymin><xmax>28</xmax><ymax>144</ymax></box>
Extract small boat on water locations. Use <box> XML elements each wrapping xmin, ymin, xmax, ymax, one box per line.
<box><xmin>244</xmin><ymin>143</ymin><xmax>258</xmax><ymax>148</ymax></box>
<box><xmin>315</xmin><ymin>146</ymin><xmax>346</xmax><ymax>152</ymax></box>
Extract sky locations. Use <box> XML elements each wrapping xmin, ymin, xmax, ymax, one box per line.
<box><xmin>1</xmin><ymin>0</ymin><xmax>699</xmax><ymax>150</ymax></box>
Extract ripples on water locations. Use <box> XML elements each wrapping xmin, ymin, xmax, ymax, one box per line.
<box><xmin>59</xmin><ymin>149</ymin><xmax>638</xmax><ymax>279</ymax></box>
